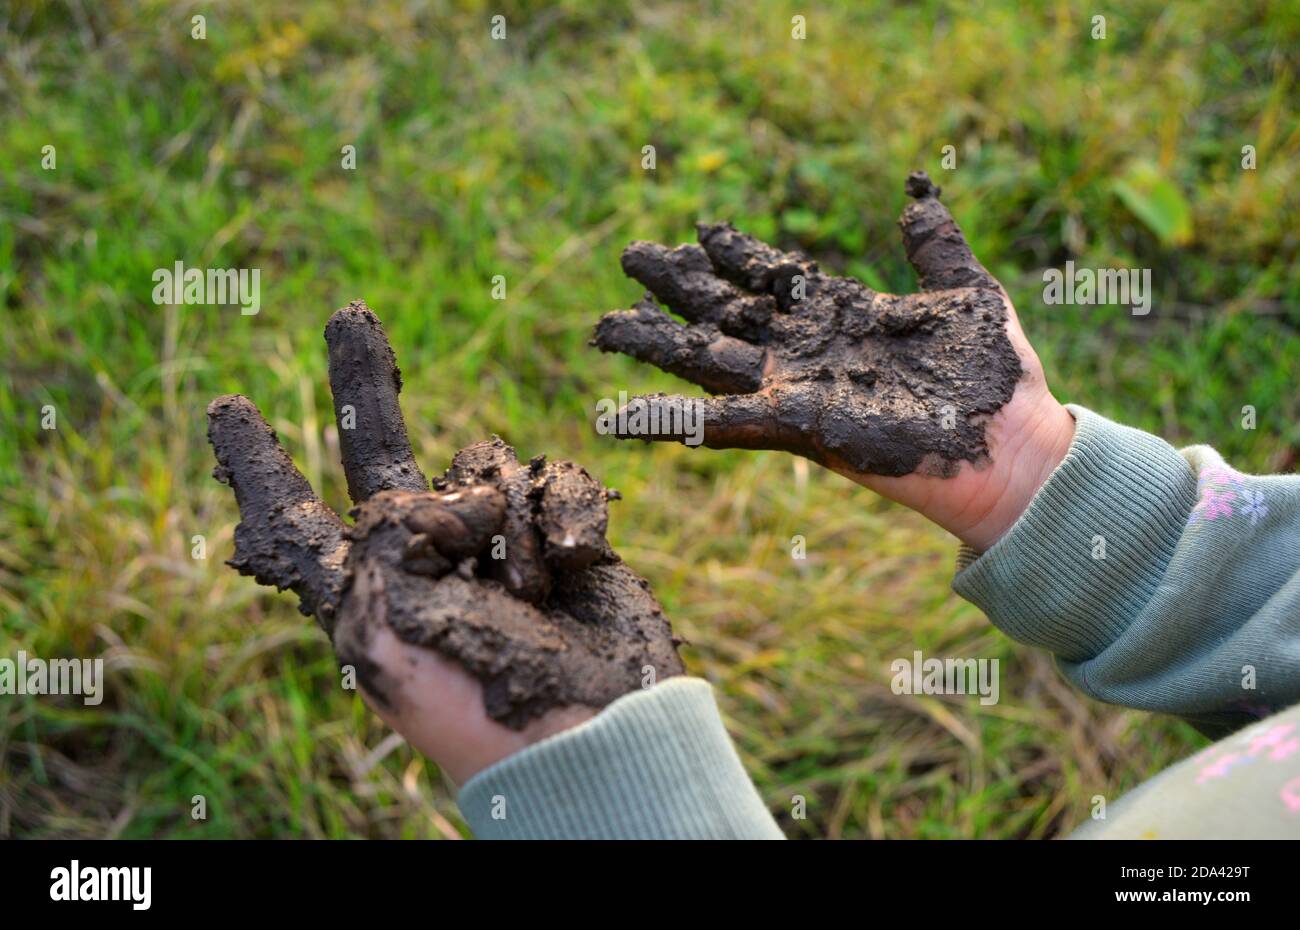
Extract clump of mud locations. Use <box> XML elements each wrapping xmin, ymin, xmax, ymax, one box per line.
<box><xmin>208</xmin><ymin>302</ymin><xmax>683</xmax><ymax>729</ymax></box>
<box><xmin>593</xmin><ymin>170</ymin><xmax>1024</xmax><ymax>477</ymax></box>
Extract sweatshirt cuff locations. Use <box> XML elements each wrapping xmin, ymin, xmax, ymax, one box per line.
<box><xmin>952</xmin><ymin>405</ymin><xmax>1198</xmax><ymax>662</ymax></box>
<box><xmin>457</xmin><ymin>677</ymin><xmax>785</xmax><ymax>839</ymax></box>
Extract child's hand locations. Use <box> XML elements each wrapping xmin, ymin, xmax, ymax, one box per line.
<box><xmin>207</xmin><ymin>304</ymin><xmax>684</xmax><ymax>784</ymax></box>
<box><xmin>594</xmin><ymin>171</ymin><xmax>1074</xmax><ymax>551</ymax></box>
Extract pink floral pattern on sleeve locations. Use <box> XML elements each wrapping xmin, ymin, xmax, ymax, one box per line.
<box><xmin>1187</xmin><ymin>464</ymin><xmax>1268</xmax><ymax>526</ymax></box>
<box><xmin>1194</xmin><ymin>721</ymin><xmax>1300</xmax><ymax>814</ymax></box>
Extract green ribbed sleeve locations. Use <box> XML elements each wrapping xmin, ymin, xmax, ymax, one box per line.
<box><xmin>457</xmin><ymin>677</ymin><xmax>784</xmax><ymax>839</ymax></box>
<box><xmin>954</xmin><ymin>405</ymin><xmax>1300</xmax><ymax>738</ymax></box>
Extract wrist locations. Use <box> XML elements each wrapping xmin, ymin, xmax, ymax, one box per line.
<box><xmin>959</xmin><ymin>396</ymin><xmax>1076</xmax><ymax>552</ymax></box>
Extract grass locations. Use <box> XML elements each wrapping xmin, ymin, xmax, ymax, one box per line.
<box><xmin>1</xmin><ymin>0</ymin><xmax>1296</xmax><ymax>838</ymax></box>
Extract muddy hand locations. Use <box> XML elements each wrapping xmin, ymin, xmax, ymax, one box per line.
<box><xmin>593</xmin><ymin>171</ymin><xmax>1076</xmax><ymax>551</ymax></box>
<box><xmin>208</xmin><ymin>302</ymin><xmax>684</xmax><ymax>782</ymax></box>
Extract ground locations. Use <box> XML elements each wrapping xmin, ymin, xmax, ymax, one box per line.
<box><xmin>1</xmin><ymin>0</ymin><xmax>1297</xmax><ymax>838</ymax></box>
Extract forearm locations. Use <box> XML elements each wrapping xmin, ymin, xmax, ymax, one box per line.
<box><xmin>954</xmin><ymin>405</ymin><xmax>1300</xmax><ymax>737</ymax></box>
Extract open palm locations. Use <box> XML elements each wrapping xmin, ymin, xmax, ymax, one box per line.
<box><xmin>594</xmin><ymin>172</ymin><xmax>1075</xmax><ymax>550</ymax></box>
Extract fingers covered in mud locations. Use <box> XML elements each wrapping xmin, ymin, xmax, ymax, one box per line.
<box><xmin>325</xmin><ymin>300</ymin><xmax>429</xmax><ymax>502</ymax></box>
<box><xmin>535</xmin><ymin>460</ymin><xmax>611</xmax><ymax>571</ymax></box>
<box><xmin>332</xmin><ymin>445</ymin><xmax>684</xmax><ymax>730</ymax></box>
<box><xmin>593</xmin><ymin>296</ymin><xmax>766</xmax><ymax>394</ymax></box>
<box><xmin>898</xmin><ymin>171</ymin><xmax>999</xmax><ymax>292</ymax></box>
<box><xmin>348</xmin><ymin>486</ymin><xmax>506</xmax><ymax>580</ymax></box>
<box><xmin>442</xmin><ymin>438</ymin><xmax>621</xmax><ymax>592</ymax></box>
<box><xmin>604</xmin><ymin>392</ymin><xmax>799</xmax><ymax>454</ymax></box>
<box><xmin>206</xmin><ymin>394</ymin><xmax>349</xmax><ymax>627</ymax></box>
<box><xmin>620</xmin><ymin>241</ymin><xmax>740</xmax><ymax>325</ymax></box>
<box><xmin>696</xmin><ymin>221</ymin><xmax>819</xmax><ymax>303</ymax></box>
<box><xmin>444</xmin><ymin>437</ymin><xmax>551</xmax><ymax>603</ymax></box>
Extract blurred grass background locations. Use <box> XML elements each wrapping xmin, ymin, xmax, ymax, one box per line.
<box><xmin>2</xmin><ymin>0</ymin><xmax>1297</xmax><ymax>839</ymax></box>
